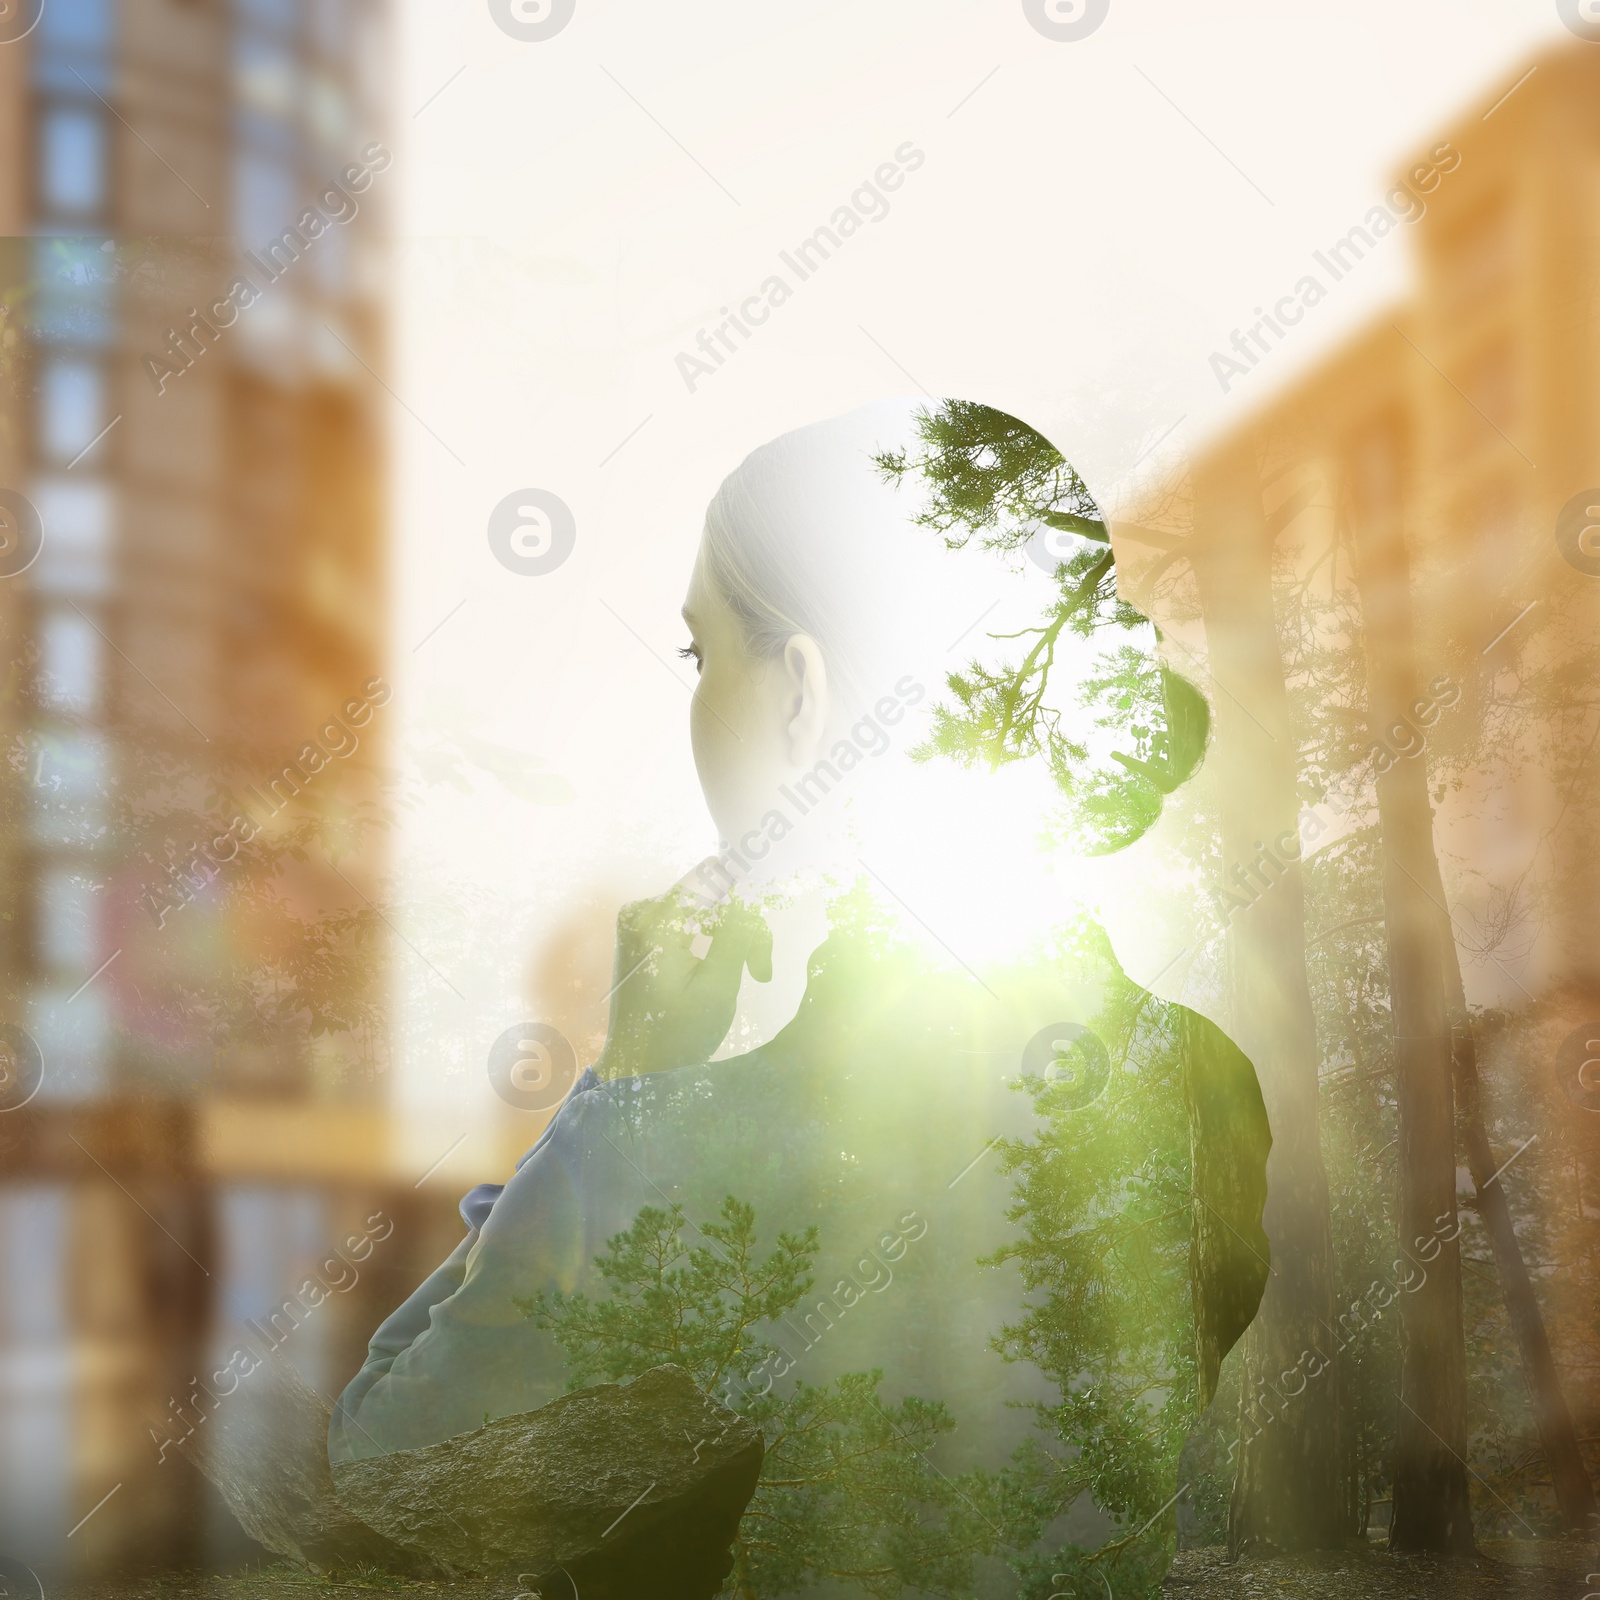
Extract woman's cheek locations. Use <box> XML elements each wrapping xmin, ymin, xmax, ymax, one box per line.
<box><xmin>695</xmin><ymin>667</ymin><xmax>743</xmax><ymax>767</ymax></box>
<box><xmin>688</xmin><ymin>684</ymin><xmax>728</xmax><ymax>804</ymax></box>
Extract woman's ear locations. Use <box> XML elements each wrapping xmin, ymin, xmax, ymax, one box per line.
<box><xmin>782</xmin><ymin>633</ymin><xmax>828</xmax><ymax>765</ymax></box>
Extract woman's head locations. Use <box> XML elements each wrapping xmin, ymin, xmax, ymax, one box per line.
<box><xmin>683</xmin><ymin>400</ymin><xmax>939</xmax><ymax>848</ymax></box>
<box><xmin>680</xmin><ymin>542</ymin><xmax>831</xmax><ymax>850</ymax></box>
<box><xmin>680</xmin><ymin>397</ymin><xmax>1207</xmax><ymax>885</ymax></box>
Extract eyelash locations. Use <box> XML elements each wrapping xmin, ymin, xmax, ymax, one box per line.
<box><xmin>677</xmin><ymin>643</ymin><xmax>703</xmax><ymax>673</ymax></box>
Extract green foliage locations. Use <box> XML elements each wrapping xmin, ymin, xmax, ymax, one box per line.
<box><xmin>521</xmin><ymin>1196</ymin><xmax>1004</xmax><ymax>1599</ymax></box>
<box><xmin>874</xmin><ymin>401</ymin><xmax>1207</xmax><ymax>853</ymax></box>
<box><xmin>870</xmin><ymin>399</ymin><xmax>1107</xmax><ymax>556</ymax></box>
<box><xmin>520</xmin><ymin>1197</ymin><xmax>816</xmax><ymax>1394</ymax></box>
<box><xmin>512</xmin><ymin>921</ymin><xmax>1262</xmax><ymax>1600</ymax></box>
<box><xmin>985</xmin><ymin>928</ymin><xmax>1202</xmax><ymax>1598</ymax></box>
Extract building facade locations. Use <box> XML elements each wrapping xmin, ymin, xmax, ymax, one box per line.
<box><xmin>1156</xmin><ymin>41</ymin><xmax>1600</xmax><ymax>1523</ymax></box>
<box><xmin>0</xmin><ymin>0</ymin><xmax>410</xmax><ymax>1572</ymax></box>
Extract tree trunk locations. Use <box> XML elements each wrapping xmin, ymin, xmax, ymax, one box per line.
<box><xmin>1187</xmin><ymin>445</ymin><xmax>1344</xmax><ymax>1553</ymax></box>
<box><xmin>1345</xmin><ymin>434</ymin><xmax>1474</xmax><ymax>1555</ymax></box>
<box><xmin>1426</xmin><ymin>863</ymin><xmax>1598</xmax><ymax>1531</ymax></box>
<box><xmin>1179</xmin><ymin>1004</ymin><xmax>1274</xmax><ymax>1410</ymax></box>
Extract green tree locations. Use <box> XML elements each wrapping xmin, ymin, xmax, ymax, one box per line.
<box><xmin>881</xmin><ymin>403</ymin><xmax>1343</xmax><ymax>1553</ymax></box>
<box><xmin>521</xmin><ymin>1196</ymin><xmax>1004</xmax><ymax>1599</ymax></box>
<box><xmin>987</xmin><ymin>924</ymin><xmax>1268</xmax><ymax>1600</ymax></box>
<box><xmin>873</xmin><ymin>401</ymin><xmax>1207</xmax><ymax>855</ymax></box>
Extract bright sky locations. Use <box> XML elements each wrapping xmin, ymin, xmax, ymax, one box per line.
<box><xmin>384</xmin><ymin>0</ymin><xmax>1569</xmax><ymax>1148</ymax></box>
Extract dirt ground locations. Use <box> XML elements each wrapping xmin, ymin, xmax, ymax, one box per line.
<box><xmin>52</xmin><ymin>1575</ymin><xmax>511</xmax><ymax>1600</ymax></box>
<box><xmin>1164</xmin><ymin>1540</ymin><xmax>1599</xmax><ymax>1599</ymax></box>
<box><xmin>43</xmin><ymin>1541</ymin><xmax>1600</xmax><ymax>1600</ymax></box>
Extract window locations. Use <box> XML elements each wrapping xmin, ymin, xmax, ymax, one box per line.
<box><xmin>307</xmin><ymin>73</ymin><xmax>350</xmax><ymax>152</ymax></box>
<box><xmin>0</xmin><ymin>1191</ymin><xmax>73</xmax><ymax>1547</ymax></box>
<box><xmin>37</xmin><ymin>609</ymin><xmax>101</xmax><ymax>713</ymax></box>
<box><xmin>36</xmin><ymin>870</ymin><xmax>98</xmax><ymax>973</ymax></box>
<box><xmin>235</xmin><ymin>31</ymin><xmax>299</xmax><ymax>120</ymax></box>
<box><xmin>38</xmin><ymin>0</ymin><xmax>112</xmax><ymax>49</ymax></box>
<box><xmin>37</xmin><ymin>360</ymin><xmax>104</xmax><ymax>463</ymax></box>
<box><xmin>27</xmin><ymin>985</ymin><xmax>110</xmax><ymax>1099</ymax></box>
<box><xmin>233</xmin><ymin>0</ymin><xmax>302</xmax><ymax>165</ymax></box>
<box><xmin>30</xmin><ymin>478</ymin><xmax>114</xmax><ymax>596</ymax></box>
<box><xmin>39</xmin><ymin>107</ymin><xmax>106</xmax><ymax>216</ymax></box>
<box><xmin>31</xmin><ymin>0</ymin><xmax>113</xmax><ymax>95</ymax></box>
<box><xmin>236</xmin><ymin>150</ymin><xmax>298</xmax><ymax>251</ymax></box>
<box><xmin>235</xmin><ymin>282</ymin><xmax>305</xmax><ymax>377</ymax></box>
<box><xmin>236</xmin><ymin>0</ymin><xmax>298</xmax><ymax>35</ymax></box>
<box><xmin>31</xmin><ymin>238</ymin><xmax>116</xmax><ymax>345</ymax></box>
<box><xmin>213</xmin><ymin>1187</ymin><xmax>330</xmax><ymax>1391</ymax></box>
<box><xmin>28</xmin><ymin>730</ymin><xmax>109</xmax><ymax>847</ymax></box>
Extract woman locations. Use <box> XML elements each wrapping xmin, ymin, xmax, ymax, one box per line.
<box><xmin>331</xmin><ymin>401</ymin><xmax>1271</xmax><ymax>1598</ymax></box>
